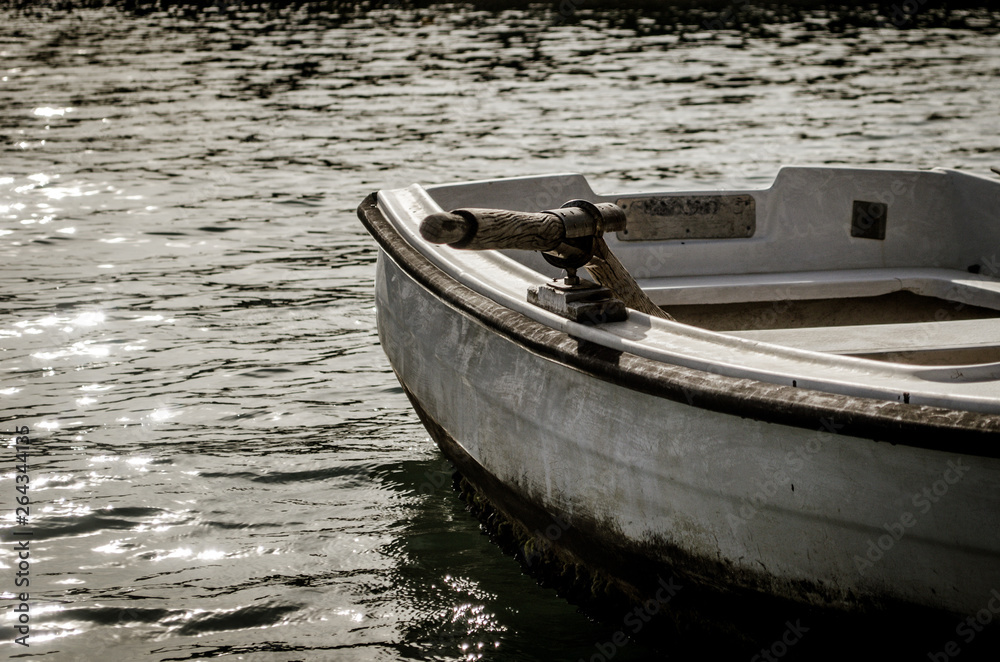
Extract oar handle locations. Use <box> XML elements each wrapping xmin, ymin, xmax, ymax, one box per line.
<box><xmin>420</xmin><ymin>208</ymin><xmax>563</xmax><ymax>251</ymax></box>
<box><xmin>420</xmin><ymin>200</ymin><xmax>626</xmax><ymax>251</ymax></box>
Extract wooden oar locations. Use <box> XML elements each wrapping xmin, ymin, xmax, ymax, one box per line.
<box><xmin>586</xmin><ymin>237</ymin><xmax>674</xmax><ymax>321</ymax></box>
<box><xmin>420</xmin><ymin>204</ymin><xmax>673</xmax><ymax>322</ymax></box>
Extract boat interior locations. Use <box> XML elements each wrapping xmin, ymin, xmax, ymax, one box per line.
<box><xmin>424</xmin><ymin>167</ymin><xmax>1000</xmax><ymax>367</ymax></box>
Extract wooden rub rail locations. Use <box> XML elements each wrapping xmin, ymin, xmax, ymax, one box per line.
<box><xmin>419</xmin><ymin>200</ymin><xmax>673</xmax><ymax>322</ymax></box>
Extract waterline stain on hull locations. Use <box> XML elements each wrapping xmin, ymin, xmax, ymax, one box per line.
<box><xmin>401</xmin><ymin>382</ymin><xmax>999</xmax><ymax>659</ymax></box>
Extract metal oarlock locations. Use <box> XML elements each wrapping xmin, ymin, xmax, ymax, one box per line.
<box><xmin>546</xmin><ymin>199</ymin><xmax>627</xmax><ymax>238</ymax></box>
<box><xmin>527</xmin><ymin>277</ymin><xmax>627</xmax><ymax>324</ymax></box>
<box><xmin>419</xmin><ymin>199</ymin><xmax>630</xmax><ymax>324</ymax></box>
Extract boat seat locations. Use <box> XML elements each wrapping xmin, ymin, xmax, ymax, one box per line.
<box><xmin>639</xmin><ymin>267</ymin><xmax>1000</xmax><ymax>309</ymax></box>
<box><xmin>640</xmin><ymin>268</ymin><xmax>1000</xmax><ymax>362</ymax></box>
<box><xmin>727</xmin><ymin>317</ymin><xmax>1000</xmax><ymax>358</ymax></box>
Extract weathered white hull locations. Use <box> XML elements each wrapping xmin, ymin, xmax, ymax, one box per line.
<box><xmin>376</xmin><ymin>248</ymin><xmax>1000</xmax><ymax>617</ymax></box>
<box><xmin>359</xmin><ymin>167</ymin><xmax>1000</xmax><ymax>627</ymax></box>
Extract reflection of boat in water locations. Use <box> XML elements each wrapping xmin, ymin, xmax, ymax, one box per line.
<box><xmin>358</xmin><ymin>166</ymin><xmax>1000</xmax><ymax>639</ymax></box>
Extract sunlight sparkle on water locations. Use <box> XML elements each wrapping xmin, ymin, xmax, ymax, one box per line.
<box><xmin>71</xmin><ymin>311</ymin><xmax>105</xmax><ymax>327</ymax></box>
<box><xmin>33</xmin><ymin>341</ymin><xmax>111</xmax><ymax>360</ymax></box>
<box><xmin>149</xmin><ymin>409</ymin><xmax>175</xmax><ymax>422</ymax></box>
<box><xmin>43</xmin><ymin>185</ymin><xmax>95</xmax><ymax>200</ymax></box>
<box><xmin>32</xmin><ymin>107</ymin><xmax>73</xmax><ymax>118</ymax></box>
<box><xmin>93</xmin><ymin>540</ymin><xmax>132</xmax><ymax>555</ymax></box>
<box><xmin>196</xmin><ymin>549</ymin><xmax>226</xmax><ymax>561</ymax></box>
<box><xmin>18</xmin><ymin>316</ymin><xmax>60</xmax><ymax>328</ymax></box>
<box><xmin>153</xmin><ymin>547</ymin><xmax>193</xmax><ymax>561</ymax></box>
<box><xmin>335</xmin><ymin>609</ymin><xmax>365</xmax><ymax>623</ymax></box>
<box><xmin>40</xmin><ymin>501</ymin><xmax>92</xmax><ymax>517</ymax></box>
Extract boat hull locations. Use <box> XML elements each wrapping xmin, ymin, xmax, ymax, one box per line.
<box><xmin>361</xmin><ymin>191</ymin><xmax>1000</xmax><ymax>628</ymax></box>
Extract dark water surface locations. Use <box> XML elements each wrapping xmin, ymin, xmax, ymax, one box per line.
<box><xmin>1</xmin><ymin>3</ymin><xmax>999</xmax><ymax>660</ymax></box>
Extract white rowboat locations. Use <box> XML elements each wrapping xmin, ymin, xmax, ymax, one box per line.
<box><xmin>358</xmin><ymin>166</ymin><xmax>1000</xmax><ymax>642</ymax></box>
